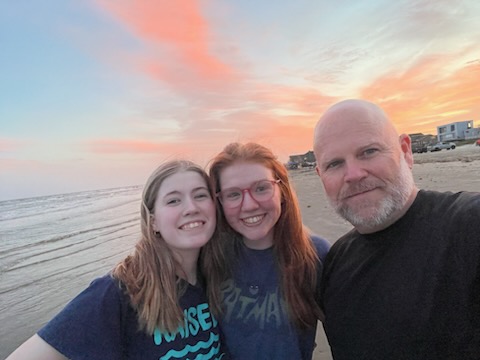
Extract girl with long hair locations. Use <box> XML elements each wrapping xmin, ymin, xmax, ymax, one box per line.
<box><xmin>201</xmin><ymin>142</ymin><xmax>330</xmax><ymax>359</ymax></box>
<box><xmin>7</xmin><ymin>160</ymin><xmax>228</xmax><ymax>360</ymax></box>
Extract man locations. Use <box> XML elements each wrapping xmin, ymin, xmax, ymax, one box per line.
<box><xmin>313</xmin><ymin>99</ymin><xmax>480</xmax><ymax>359</ymax></box>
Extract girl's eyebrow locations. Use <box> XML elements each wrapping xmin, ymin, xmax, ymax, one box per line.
<box><xmin>163</xmin><ymin>186</ymin><xmax>208</xmax><ymax>197</ymax></box>
<box><xmin>222</xmin><ymin>178</ymin><xmax>273</xmax><ymax>190</ymax></box>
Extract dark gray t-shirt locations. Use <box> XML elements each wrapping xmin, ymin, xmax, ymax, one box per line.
<box><xmin>321</xmin><ymin>190</ymin><xmax>480</xmax><ymax>360</ymax></box>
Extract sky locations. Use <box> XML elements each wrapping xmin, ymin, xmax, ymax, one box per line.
<box><xmin>1</xmin><ymin>0</ymin><xmax>480</xmax><ymax>201</ymax></box>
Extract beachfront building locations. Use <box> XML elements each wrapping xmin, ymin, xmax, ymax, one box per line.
<box><xmin>436</xmin><ymin>120</ymin><xmax>475</xmax><ymax>142</ymax></box>
<box><xmin>465</xmin><ymin>124</ymin><xmax>480</xmax><ymax>140</ymax></box>
<box><xmin>409</xmin><ymin>133</ymin><xmax>436</xmax><ymax>153</ymax></box>
<box><xmin>288</xmin><ymin>151</ymin><xmax>316</xmax><ymax>169</ymax></box>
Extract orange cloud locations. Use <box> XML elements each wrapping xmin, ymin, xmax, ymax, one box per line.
<box><xmin>84</xmin><ymin>138</ymin><xmax>223</xmax><ymax>164</ymax></box>
<box><xmin>360</xmin><ymin>55</ymin><xmax>480</xmax><ymax>135</ymax></box>
<box><xmin>207</xmin><ymin>85</ymin><xmax>338</xmax><ymax>159</ymax></box>
<box><xmin>253</xmin><ymin>83</ymin><xmax>329</xmax><ymax>110</ymax></box>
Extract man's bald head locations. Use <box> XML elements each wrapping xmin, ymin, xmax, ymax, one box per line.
<box><xmin>314</xmin><ymin>99</ymin><xmax>399</xmax><ymax>157</ymax></box>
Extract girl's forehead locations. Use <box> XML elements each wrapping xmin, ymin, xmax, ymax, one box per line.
<box><xmin>159</xmin><ymin>171</ymin><xmax>206</xmax><ymax>193</ymax></box>
<box><xmin>220</xmin><ymin>162</ymin><xmax>274</xmax><ymax>186</ymax></box>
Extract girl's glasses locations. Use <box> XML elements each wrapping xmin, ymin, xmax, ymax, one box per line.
<box><xmin>216</xmin><ymin>179</ymin><xmax>281</xmax><ymax>209</ymax></box>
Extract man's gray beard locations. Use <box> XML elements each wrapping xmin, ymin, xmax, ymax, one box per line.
<box><xmin>332</xmin><ymin>159</ymin><xmax>414</xmax><ymax>230</ymax></box>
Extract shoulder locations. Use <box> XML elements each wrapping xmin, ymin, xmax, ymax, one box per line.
<box><xmin>323</xmin><ymin>228</ymin><xmax>358</xmax><ymax>263</ymax></box>
<box><xmin>44</xmin><ymin>274</ymin><xmax>129</xmax><ymax>331</ymax></box>
<box><xmin>37</xmin><ymin>274</ymin><xmax>129</xmax><ymax>359</ymax></box>
<box><xmin>417</xmin><ymin>189</ymin><xmax>480</xmax><ymax>209</ymax></box>
<box><xmin>42</xmin><ymin>274</ymin><xmax>126</xmax><ymax>322</ymax></box>
<box><xmin>310</xmin><ymin>234</ymin><xmax>331</xmax><ymax>263</ymax></box>
<box><xmin>416</xmin><ymin>190</ymin><xmax>480</xmax><ymax>223</ymax></box>
<box><xmin>79</xmin><ymin>274</ymin><xmax>125</xmax><ymax>304</ymax></box>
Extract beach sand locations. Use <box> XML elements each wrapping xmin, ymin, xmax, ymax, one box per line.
<box><xmin>289</xmin><ymin>144</ymin><xmax>480</xmax><ymax>360</ymax></box>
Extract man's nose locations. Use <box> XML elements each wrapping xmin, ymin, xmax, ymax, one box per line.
<box><xmin>344</xmin><ymin>160</ymin><xmax>368</xmax><ymax>182</ymax></box>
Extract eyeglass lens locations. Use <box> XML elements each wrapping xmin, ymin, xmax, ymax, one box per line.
<box><xmin>219</xmin><ymin>180</ymin><xmax>277</xmax><ymax>208</ymax></box>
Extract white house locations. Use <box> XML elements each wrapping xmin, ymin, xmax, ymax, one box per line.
<box><xmin>436</xmin><ymin>120</ymin><xmax>476</xmax><ymax>142</ymax></box>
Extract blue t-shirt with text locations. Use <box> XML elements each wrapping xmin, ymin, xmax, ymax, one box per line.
<box><xmin>38</xmin><ymin>275</ymin><xmax>227</xmax><ymax>360</ymax></box>
<box><xmin>219</xmin><ymin>235</ymin><xmax>330</xmax><ymax>359</ymax></box>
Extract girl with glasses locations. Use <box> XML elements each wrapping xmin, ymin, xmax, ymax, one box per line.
<box><xmin>201</xmin><ymin>142</ymin><xmax>331</xmax><ymax>359</ymax></box>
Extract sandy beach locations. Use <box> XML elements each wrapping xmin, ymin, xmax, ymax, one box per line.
<box><xmin>290</xmin><ymin>144</ymin><xmax>480</xmax><ymax>360</ymax></box>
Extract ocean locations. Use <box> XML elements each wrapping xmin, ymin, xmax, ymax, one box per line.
<box><xmin>0</xmin><ymin>185</ymin><xmax>143</xmax><ymax>358</ymax></box>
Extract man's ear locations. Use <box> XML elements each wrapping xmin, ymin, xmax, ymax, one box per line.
<box><xmin>399</xmin><ymin>134</ymin><xmax>414</xmax><ymax>169</ymax></box>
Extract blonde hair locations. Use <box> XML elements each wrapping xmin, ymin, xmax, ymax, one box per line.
<box><xmin>201</xmin><ymin>142</ymin><xmax>322</xmax><ymax>328</ymax></box>
<box><xmin>112</xmin><ymin>160</ymin><xmax>213</xmax><ymax>334</ymax></box>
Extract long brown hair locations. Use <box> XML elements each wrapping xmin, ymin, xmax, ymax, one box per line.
<box><xmin>201</xmin><ymin>142</ymin><xmax>322</xmax><ymax>328</ymax></box>
<box><xmin>112</xmin><ymin>160</ymin><xmax>214</xmax><ymax>334</ymax></box>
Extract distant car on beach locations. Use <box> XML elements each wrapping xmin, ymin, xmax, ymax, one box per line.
<box><xmin>427</xmin><ymin>142</ymin><xmax>456</xmax><ymax>152</ymax></box>
<box><xmin>412</xmin><ymin>143</ymin><xmax>428</xmax><ymax>153</ymax></box>
<box><xmin>287</xmin><ymin>161</ymin><xmax>299</xmax><ymax>170</ymax></box>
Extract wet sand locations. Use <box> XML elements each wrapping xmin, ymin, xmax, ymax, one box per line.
<box><xmin>290</xmin><ymin>144</ymin><xmax>480</xmax><ymax>359</ymax></box>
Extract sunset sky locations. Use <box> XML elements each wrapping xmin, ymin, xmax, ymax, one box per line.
<box><xmin>1</xmin><ymin>0</ymin><xmax>480</xmax><ymax>201</ymax></box>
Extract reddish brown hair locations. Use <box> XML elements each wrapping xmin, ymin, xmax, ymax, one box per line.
<box><xmin>201</xmin><ymin>142</ymin><xmax>322</xmax><ymax>328</ymax></box>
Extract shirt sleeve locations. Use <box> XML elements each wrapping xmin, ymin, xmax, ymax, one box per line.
<box><xmin>309</xmin><ymin>234</ymin><xmax>331</xmax><ymax>309</ymax></box>
<box><xmin>37</xmin><ymin>275</ymin><xmax>127</xmax><ymax>360</ymax></box>
<box><xmin>310</xmin><ymin>234</ymin><xmax>331</xmax><ymax>263</ymax></box>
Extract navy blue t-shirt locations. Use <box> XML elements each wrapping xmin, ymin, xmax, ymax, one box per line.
<box><xmin>38</xmin><ymin>275</ymin><xmax>228</xmax><ymax>359</ymax></box>
<box><xmin>219</xmin><ymin>235</ymin><xmax>330</xmax><ymax>360</ymax></box>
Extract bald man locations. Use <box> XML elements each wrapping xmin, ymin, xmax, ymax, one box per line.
<box><xmin>313</xmin><ymin>99</ymin><xmax>480</xmax><ymax>360</ymax></box>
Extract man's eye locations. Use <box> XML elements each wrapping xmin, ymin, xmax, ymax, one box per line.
<box><xmin>364</xmin><ymin>148</ymin><xmax>378</xmax><ymax>156</ymax></box>
<box><xmin>326</xmin><ymin>160</ymin><xmax>341</xmax><ymax>170</ymax></box>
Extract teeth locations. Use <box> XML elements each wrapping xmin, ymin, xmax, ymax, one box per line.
<box><xmin>180</xmin><ymin>221</ymin><xmax>203</xmax><ymax>230</ymax></box>
<box><xmin>243</xmin><ymin>216</ymin><xmax>263</xmax><ymax>224</ymax></box>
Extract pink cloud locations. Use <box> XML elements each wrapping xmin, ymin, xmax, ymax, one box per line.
<box><xmin>84</xmin><ymin>138</ymin><xmax>221</xmax><ymax>162</ymax></box>
<box><xmin>95</xmin><ymin>0</ymin><xmax>240</xmax><ymax>93</ymax></box>
<box><xmin>86</xmin><ymin>139</ymin><xmax>174</xmax><ymax>154</ymax></box>
<box><xmin>0</xmin><ymin>138</ymin><xmax>29</xmax><ymax>153</ymax></box>
<box><xmin>0</xmin><ymin>158</ymin><xmax>45</xmax><ymax>172</ymax></box>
